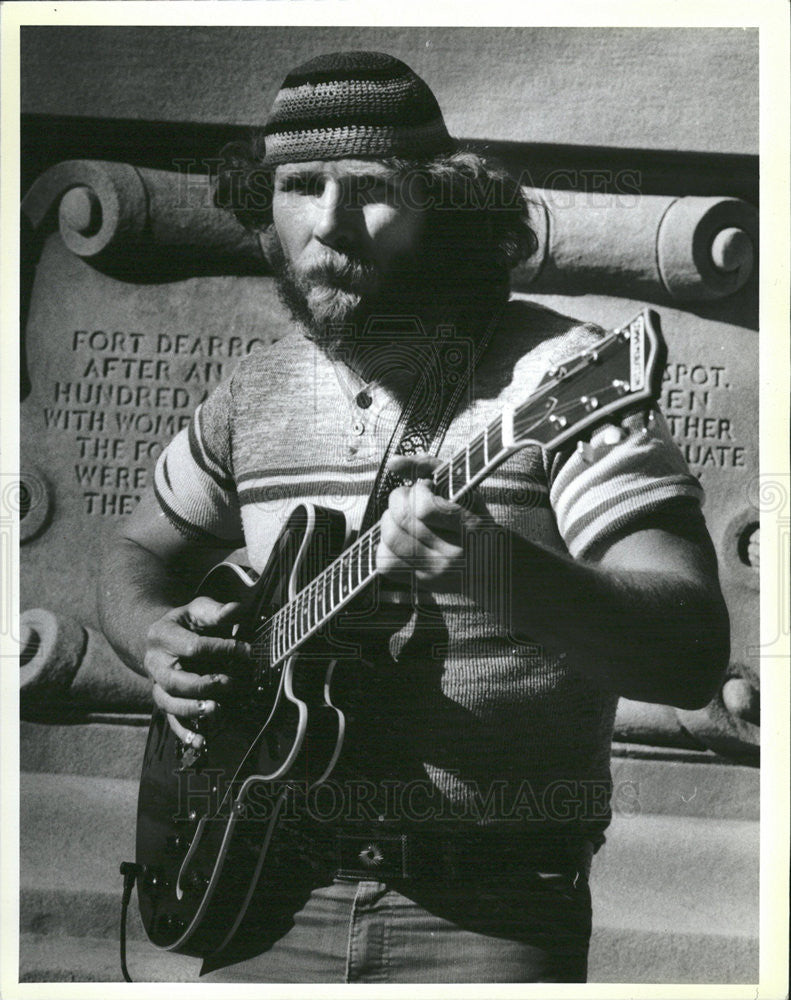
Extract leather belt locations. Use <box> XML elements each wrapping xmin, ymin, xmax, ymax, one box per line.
<box><xmin>332</xmin><ymin>827</ymin><xmax>594</xmax><ymax>883</ymax></box>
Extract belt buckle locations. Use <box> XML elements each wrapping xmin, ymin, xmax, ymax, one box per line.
<box><xmin>335</xmin><ymin>833</ymin><xmax>410</xmax><ymax>880</ymax></box>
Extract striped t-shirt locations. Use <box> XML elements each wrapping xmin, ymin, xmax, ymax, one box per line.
<box><xmin>154</xmin><ymin>297</ymin><xmax>703</xmax><ymax>843</ymax></box>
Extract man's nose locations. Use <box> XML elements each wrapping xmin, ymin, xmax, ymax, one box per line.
<box><xmin>312</xmin><ymin>179</ymin><xmax>357</xmax><ymax>251</ymax></box>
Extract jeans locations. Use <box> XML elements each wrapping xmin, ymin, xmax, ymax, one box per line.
<box><xmin>199</xmin><ymin>865</ymin><xmax>592</xmax><ymax>983</ymax></box>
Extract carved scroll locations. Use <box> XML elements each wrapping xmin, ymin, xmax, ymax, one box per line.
<box><xmin>517</xmin><ymin>190</ymin><xmax>756</xmax><ymax>301</ymax></box>
<box><xmin>22</xmin><ymin>160</ymin><xmax>757</xmax><ymax>303</ymax></box>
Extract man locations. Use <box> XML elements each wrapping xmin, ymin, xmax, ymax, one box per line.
<box><xmin>99</xmin><ymin>51</ymin><xmax>729</xmax><ymax>983</ymax></box>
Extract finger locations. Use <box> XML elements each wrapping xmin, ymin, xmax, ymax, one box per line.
<box><xmin>379</xmin><ymin>512</ymin><xmax>459</xmax><ymax>566</ymax></box>
<box><xmin>149</xmin><ymin>618</ymin><xmax>252</xmax><ymax>669</ymax></box>
<box><xmin>180</xmin><ymin>598</ymin><xmax>244</xmax><ymax>631</ymax></box>
<box><xmin>165</xmin><ymin>711</ymin><xmax>204</xmax><ymax>749</ymax></box>
<box><xmin>386</xmin><ymin>453</ymin><xmax>444</xmax><ymax>481</ymax></box>
<box><xmin>182</xmin><ymin>633</ymin><xmax>254</xmax><ymax>669</ymax></box>
<box><xmin>463</xmin><ymin>490</ymin><xmax>490</xmax><ymax>519</ymax></box>
<box><xmin>376</xmin><ymin>534</ymin><xmax>462</xmax><ymax>591</ymax></box>
<box><xmin>144</xmin><ymin>656</ymin><xmax>234</xmax><ymax>697</ymax></box>
<box><xmin>388</xmin><ymin>481</ymin><xmax>463</xmax><ymax>536</ymax></box>
<box><xmin>153</xmin><ymin>683</ymin><xmax>219</xmax><ymax>721</ymax></box>
<box><xmin>381</xmin><ymin>504</ymin><xmax>454</xmax><ymax>555</ymax></box>
<box><xmin>412</xmin><ymin>479</ymin><xmax>464</xmax><ymax>521</ymax></box>
<box><xmin>376</xmin><ymin>536</ymin><xmax>413</xmax><ymax>578</ymax></box>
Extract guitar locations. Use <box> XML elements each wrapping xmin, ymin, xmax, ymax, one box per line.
<box><xmin>135</xmin><ymin>308</ymin><xmax>667</xmax><ymax>956</ymax></box>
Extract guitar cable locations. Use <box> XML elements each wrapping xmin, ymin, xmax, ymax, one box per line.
<box><xmin>119</xmin><ymin>861</ymin><xmax>142</xmax><ymax>982</ymax></box>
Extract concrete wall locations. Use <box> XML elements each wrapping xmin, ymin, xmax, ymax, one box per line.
<box><xmin>21</xmin><ymin>26</ymin><xmax>757</xmax><ymax>154</ymax></box>
<box><xmin>17</xmin><ymin>23</ymin><xmax>761</xmax><ymax>986</ymax></box>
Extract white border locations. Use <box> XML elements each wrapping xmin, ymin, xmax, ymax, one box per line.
<box><xmin>1</xmin><ymin>3</ymin><xmax>788</xmax><ymax>999</ymax></box>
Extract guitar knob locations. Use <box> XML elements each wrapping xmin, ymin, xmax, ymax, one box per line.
<box><xmin>142</xmin><ymin>867</ymin><xmax>168</xmax><ymax>896</ymax></box>
<box><xmin>165</xmin><ymin>834</ymin><xmax>187</xmax><ymax>856</ymax></box>
<box><xmin>184</xmin><ymin>870</ymin><xmax>210</xmax><ymax>896</ymax></box>
<box><xmin>157</xmin><ymin>913</ymin><xmax>186</xmax><ymax>937</ymax></box>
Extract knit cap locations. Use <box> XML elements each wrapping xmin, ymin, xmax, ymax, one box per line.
<box><xmin>261</xmin><ymin>50</ymin><xmax>455</xmax><ymax>166</ymax></box>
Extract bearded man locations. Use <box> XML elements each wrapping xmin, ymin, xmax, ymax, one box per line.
<box><xmin>99</xmin><ymin>51</ymin><xmax>729</xmax><ymax>983</ymax></box>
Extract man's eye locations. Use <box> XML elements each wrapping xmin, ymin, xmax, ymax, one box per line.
<box><xmin>280</xmin><ymin>176</ymin><xmax>322</xmax><ymax>196</ymax></box>
<box><xmin>352</xmin><ymin>178</ymin><xmax>397</xmax><ymax>205</ymax></box>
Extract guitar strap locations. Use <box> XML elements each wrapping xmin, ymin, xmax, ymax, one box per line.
<box><xmin>358</xmin><ymin>294</ymin><xmax>507</xmax><ymax>534</ymax></box>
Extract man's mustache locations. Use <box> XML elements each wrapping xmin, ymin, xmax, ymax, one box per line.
<box><xmin>300</xmin><ymin>251</ymin><xmax>377</xmax><ymax>288</ymax></box>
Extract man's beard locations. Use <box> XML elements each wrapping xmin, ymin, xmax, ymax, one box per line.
<box><xmin>263</xmin><ymin>229</ymin><xmax>428</xmax><ymax>353</ymax></box>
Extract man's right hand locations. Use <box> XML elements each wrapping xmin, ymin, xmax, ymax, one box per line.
<box><xmin>143</xmin><ymin>596</ymin><xmax>254</xmax><ymax>747</ymax></box>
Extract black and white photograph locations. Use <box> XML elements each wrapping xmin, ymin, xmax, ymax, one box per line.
<box><xmin>2</xmin><ymin>2</ymin><xmax>788</xmax><ymax>993</ymax></box>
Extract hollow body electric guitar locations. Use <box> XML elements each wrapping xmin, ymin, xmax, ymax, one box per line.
<box><xmin>135</xmin><ymin>309</ymin><xmax>667</xmax><ymax>956</ymax></box>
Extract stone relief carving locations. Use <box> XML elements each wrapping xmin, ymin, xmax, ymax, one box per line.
<box><xmin>19</xmin><ymin>159</ymin><xmax>759</xmax><ymax>761</ymax></box>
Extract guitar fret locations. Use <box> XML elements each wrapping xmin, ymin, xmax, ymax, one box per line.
<box><xmin>469</xmin><ymin>434</ymin><xmax>486</xmax><ymax>480</ymax></box>
<box><xmin>487</xmin><ymin>420</ymin><xmax>504</xmax><ymax>458</ymax></box>
<box><xmin>306</xmin><ymin>582</ymin><xmax>316</xmax><ymax>632</ymax></box>
<box><xmin>273</xmin><ymin>616</ymin><xmax>281</xmax><ymax>662</ymax></box>
<box><xmin>442</xmin><ymin>461</ymin><xmax>452</xmax><ymax>497</ymax></box>
<box><xmin>451</xmin><ymin>450</ymin><xmax>467</xmax><ymax>500</ymax></box>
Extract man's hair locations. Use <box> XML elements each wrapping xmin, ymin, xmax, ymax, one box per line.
<box><xmin>214</xmin><ymin>135</ymin><xmax>538</xmax><ymax>286</ymax></box>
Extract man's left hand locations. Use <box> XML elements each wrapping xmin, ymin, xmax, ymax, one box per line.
<box><xmin>376</xmin><ymin>454</ymin><xmax>490</xmax><ymax>592</ymax></box>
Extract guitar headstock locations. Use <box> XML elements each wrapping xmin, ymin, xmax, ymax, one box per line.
<box><xmin>512</xmin><ymin>308</ymin><xmax>667</xmax><ymax>450</ymax></box>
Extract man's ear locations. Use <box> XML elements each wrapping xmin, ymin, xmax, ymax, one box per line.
<box><xmin>256</xmin><ymin>225</ymin><xmax>277</xmax><ymax>268</ymax></box>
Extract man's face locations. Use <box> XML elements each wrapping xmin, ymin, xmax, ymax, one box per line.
<box><xmin>268</xmin><ymin>159</ymin><xmax>427</xmax><ymax>336</ymax></box>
